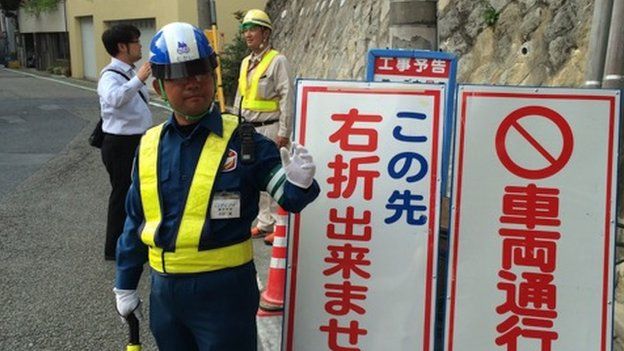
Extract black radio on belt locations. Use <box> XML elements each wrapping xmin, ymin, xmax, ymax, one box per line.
<box><xmin>238</xmin><ymin>96</ymin><xmax>255</xmax><ymax>164</ymax></box>
<box><xmin>239</xmin><ymin>122</ymin><xmax>255</xmax><ymax>164</ymax></box>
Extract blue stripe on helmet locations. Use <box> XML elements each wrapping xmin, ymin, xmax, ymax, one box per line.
<box><xmin>193</xmin><ymin>27</ymin><xmax>214</xmax><ymax>58</ymax></box>
<box><xmin>149</xmin><ymin>29</ymin><xmax>170</xmax><ymax>65</ymax></box>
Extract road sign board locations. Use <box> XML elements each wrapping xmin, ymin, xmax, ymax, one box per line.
<box><xmin>284</xmin><ymin>80</ymin><xmax>446</xmax><ymax>351</ymax></box>
<box><xmin>446</xmin><ymin>85</ymin><xmax>620</xmax><ymax>351</ymax></box>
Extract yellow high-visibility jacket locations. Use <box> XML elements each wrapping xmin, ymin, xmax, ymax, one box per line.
<box><xmin>137</xmin><ymin>114</ymin><xmax>253</xmax><ymax>274</ymax></box>
<box><xmin>238</xmin><ymin>49</ymin><xmax>280</xmax><ymax>112</ymax></box>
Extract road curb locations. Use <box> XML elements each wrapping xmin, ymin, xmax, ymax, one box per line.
<box><xmin>257</xmin><ymin>315</ymin><xmax>283</xmax><ymax>351</ymax></box>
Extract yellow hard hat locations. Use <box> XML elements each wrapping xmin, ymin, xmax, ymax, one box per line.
<box><xmin>241</xmin><ymin>9</ymin><xmax>272</xmax><ymax>31</ymax></box>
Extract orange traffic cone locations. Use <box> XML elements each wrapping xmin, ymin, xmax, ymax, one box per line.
<box><xmin>259</xmin><ymin>206</ymin><xmax>288</xmax><ymax>312</ymax></box>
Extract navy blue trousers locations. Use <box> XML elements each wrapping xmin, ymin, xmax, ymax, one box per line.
<box><xmin>149</xmin><ymin>261</ymin><xmax>260</xmax><ymax>351</ymax></box>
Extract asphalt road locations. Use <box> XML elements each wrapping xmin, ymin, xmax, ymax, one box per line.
<box><xmin>0</xmin><ymin>68</ymin><xmax>281</xmax><ymax>350</ymax></box>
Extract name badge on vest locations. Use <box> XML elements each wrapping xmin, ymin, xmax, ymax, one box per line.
<box><xmin>211</xmin><ymin>192</ymin><xmax>241</xmax><ymax>219</ymax></box>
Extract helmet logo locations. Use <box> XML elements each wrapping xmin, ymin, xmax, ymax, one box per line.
<box><xmin>177</xmin><ymin>42</ymin><xmax>190</xmax><ymax>54</ymax></box>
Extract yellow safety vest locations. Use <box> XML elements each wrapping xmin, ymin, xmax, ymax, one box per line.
<box><xmin>238</xmin><ymin>49</ymin><xmax>280</xmax><ymax>112</ymax></box>
<box><xmin>138</xmin><ymin>114</ymin><xmax>253</xmax><ymax>274</ymax></box>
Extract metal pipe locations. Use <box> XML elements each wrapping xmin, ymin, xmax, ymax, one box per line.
<box><xmin>603</xmin><ymin>0</ymin><xmax>624</xmax><ymax>227</ymax></box>
<box><xmin>583</xmin><ymin>0</ymin><xmax>614</xmax><ymax>88</ymax></box>
<box><xmin>602</xmin><ymin>0</ymin><xmax>624</xmax><ymax>90</ymax></box>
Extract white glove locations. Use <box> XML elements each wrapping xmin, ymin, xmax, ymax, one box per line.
<box><xmin>113</xmin><ymin>287</ymin><xmax>141</xmax><ymax>319</ymax></box>
<box><xmin>280</xmin><ymin>143</ymin><xmax>316</xmax><ymax>189</ymax></box>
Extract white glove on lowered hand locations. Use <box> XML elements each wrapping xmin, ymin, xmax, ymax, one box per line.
<box><xmin>113</xmin><ymin>287</ymin><xmax>141</xmax><ymax>319</ymax></box>
<box><xmin>280</xmin><ymin>143</ymin><xmax>316</xmax><ymax>189</ymax></box>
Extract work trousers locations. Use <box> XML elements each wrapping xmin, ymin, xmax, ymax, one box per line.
<box><xmin>100</xmin><ymin>133</ymin><xmax>141</xmax><ymax>258</ymax></box>
<box><xmin>254</xmin><ymin>122</ymin><xmax>281</xmax><ymax>232</ymax></box>
<box><xmin>149</xmin><ymin>261</ymin><xmax>260</xmax><ymax>351</ymax></box>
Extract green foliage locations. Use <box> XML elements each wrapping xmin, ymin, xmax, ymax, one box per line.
<box><xmin>0</xmin><ymin>0</ymin><xmax>21</xmax><ymax>12</ymax></box>
<box><xmin>22</xmin><ymin>0</ymin><xmax>60</xmax><ymax>15</ymax></box>
<box><xmin>232</xmin><ymin>10</ymin><xmax>245</xmax><ymax>23</ymax></box>
<box><xmin>483</xmin><ymin>4</ymin><xmax>500</xmax><ymax>26</ymax></box>
<box><xmin>219</xmin><ymin>10</ymin><xmax>249</xmax><ymax>106</ymax></box>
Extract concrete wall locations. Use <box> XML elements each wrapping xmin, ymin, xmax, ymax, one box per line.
<box><xmin>18</xmin><ymin>0</ymin><xmax>67</xmax><ymax>33</ymax></box>
<box><xmin>66</xmin><ymin>0</ymin><xmax>200</xmax><ymax>79</ymax></box>
<box><xmin>267</xmin><ymin>0</ymin><xmax>591</xmax><ymax>87</ymax></box>
<box><xmin>438</xmin><ymin>0</ymin><xmax>593</xmax><ymax>87</ymax></box>
<box><xmin>267</xmin><ymin>0</ymin><xmax>392</xmax><ymax>80</ymax></box>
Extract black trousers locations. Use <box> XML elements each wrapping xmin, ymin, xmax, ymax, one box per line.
<box><xmin>101</xmin><ymin>133</ymin><xmax>142</xmax><ymax>257</ymax></box>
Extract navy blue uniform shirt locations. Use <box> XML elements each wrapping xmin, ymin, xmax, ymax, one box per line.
<box><xmin>115</xmin><ymin>107</ymin><xmax>320</xmax><ymax>289</ymax></box>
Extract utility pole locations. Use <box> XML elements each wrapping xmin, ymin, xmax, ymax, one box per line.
<box><xmin>199</xmin><ymin>0</ymin><xmax>225</xmax><ymax>112</ymax></box>
<box><xmin>388</xmin><ymin>0</ymin><xmax>437</xmax><ymax>50</ymax></box>
<box><xmin>583</xmin><ymin>0</ymin><xmax>614</xmax><ymax>88</ymax></box>
<box><xmin>197</xmin><ymin>0</ymin><xmax>211</xmax><ymax>29</ymax></box>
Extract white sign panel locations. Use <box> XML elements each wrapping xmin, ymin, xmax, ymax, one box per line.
<box><xmin>446</xmin><ymin>86</ymin><xmax>620</xmax><ymax>351</ymax></box>
<box><xmin>366</xmin><ymin>50</ymin><xmax>457</xmax><ymax>196</ymax></box>
<box><xmin>284</xmin><ymin>80</ymin><xmax>446</xmax><ymax>351</ymax></box>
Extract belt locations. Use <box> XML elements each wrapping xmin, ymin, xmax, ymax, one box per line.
<box><xmin>249</xmin><ymin>119</ymin><xmax>279</xmax><ymax>127</ymax></box>
<box><xmin>103</xmin><ymin>132</ymin><xmax>143</xmax><ymax>138</ymax></box>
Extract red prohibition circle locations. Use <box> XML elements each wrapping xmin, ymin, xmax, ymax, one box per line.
<box><xmin>495</xmin><ymin>105</ymin><xmax>574</xmax><ymax>180</ymax></box>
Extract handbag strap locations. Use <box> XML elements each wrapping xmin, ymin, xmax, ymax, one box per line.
<box><xmin>103</xmin><ymin>69</ymin><xmax>149</xmax><ymax>105</ymax></box>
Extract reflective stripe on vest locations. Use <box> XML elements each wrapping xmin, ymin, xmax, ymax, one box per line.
<box><xmin>138</xmin><ymin>114</ymin><xmax>253</xmax><ymax>274</ymax></box>
<box><xmin>238</xmin><ymin>49</ymin><xmax>280</xmax><ymax>112</ymax></box>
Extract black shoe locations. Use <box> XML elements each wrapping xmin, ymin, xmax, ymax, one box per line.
<box><xmin>104</xmin><ymin>255</ymin><xmax>116</xmax><ymax>261</ymax></box>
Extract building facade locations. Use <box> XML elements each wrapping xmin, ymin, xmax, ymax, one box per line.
<box><xmin>66</xmin><ymin>0</ymin><xmax>203</xmax><ymax>80</ymax></box>
<box><xmin>66</xmin><ymin>0</ymin><xmax>266</xmax><ymax>81</ymax></box>
<box><xmin>18</xmin><ymin>0</ymin><xmax>69</xmax><ymax>72</ymax></box>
